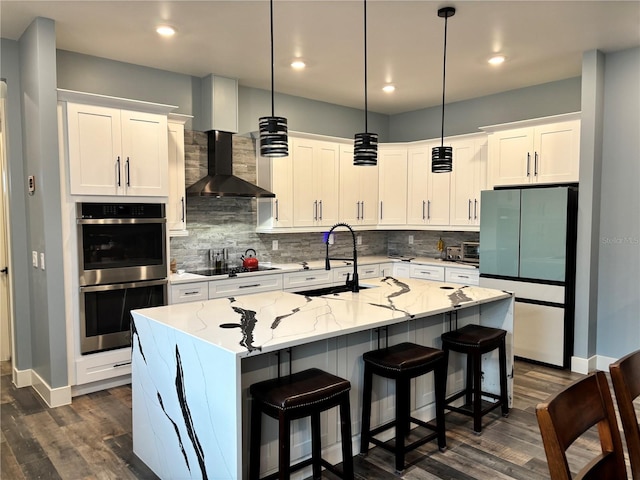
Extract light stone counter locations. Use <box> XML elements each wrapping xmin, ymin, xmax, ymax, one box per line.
<box><xmin>132</xmin><ymin>277</ymin><xmax>513</xmax><ymax>479</ymax></box>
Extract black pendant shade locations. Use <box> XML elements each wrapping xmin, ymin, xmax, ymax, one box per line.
<box><xmin>432</xmin><ymin>6</ymin><xmax>456</xmax><ymax>173</ymax></box>
<box><xmin>354</xmin><ymin>0</ymin><xmax>377</xmax><ymax>166</ymax></box>
<box><xmin>259</xmin><ymin>0</ymin><xmax>288</xmax><ymax>157</ymax></box>
<box><xmin>259</xmin><ymin>116</ymin><xmax>288</xmax><ymax>157</ymax></box>
<box><xmin>354</xmin><ymin>132</ymin><xmax>378</xmax><ymax>166</ymax></box>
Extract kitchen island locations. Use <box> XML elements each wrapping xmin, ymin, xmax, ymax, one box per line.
<box><xmin>131</xmin><ymin>276</ymin><xmax>513</xmax><ymax>480</ymax></box>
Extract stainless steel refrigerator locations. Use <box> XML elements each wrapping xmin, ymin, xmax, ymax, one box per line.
<box><xmin>479</xmin><ymin>186</ymin><xmax>578</xmax><ymax>368</ymax></box>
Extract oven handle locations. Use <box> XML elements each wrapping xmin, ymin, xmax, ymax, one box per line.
<box><xmin>80</xmin><ymin>279</ymin><xmax>168</xmax><ymax>293</ymax></box>
<box><xmin>77</xmin><ymin>217</ymin><xmax>166</xmax><ymax>225</ymax></box>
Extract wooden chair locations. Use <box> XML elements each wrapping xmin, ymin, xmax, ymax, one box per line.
<box><xmin>610</xmin><ymin>349</ymin><xmax>640</xmax><ymax>480</ymax></box>
<box><xmin>536</xmin><ymin>370</ymin><xmax>627</xmax><ymax>480</ymax></box>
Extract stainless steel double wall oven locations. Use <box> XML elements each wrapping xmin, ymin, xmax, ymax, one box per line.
<box><xmin>77</xmin><ymin>203</ymin><xmax>167</xmax><ymax>354</ymax></box>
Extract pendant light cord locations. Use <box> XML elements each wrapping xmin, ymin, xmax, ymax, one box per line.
<box><xmin>363</xmin><ymin>0</ymin><xmax>368</xmax><ymax>133</ymax></box>
<box><xmin>270</xmin><ymin>0</ymin><xmax>275</xmax><ymax>117</ymax></box>
<box><xmin>440</xmin><ymin>13</ymin><xmax>449</xmax><ymax>148</ymax></box>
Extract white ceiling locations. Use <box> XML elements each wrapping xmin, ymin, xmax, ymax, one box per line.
<box><xmin>2</xmin><ymin>1</ymin><xmax>639</xmax><ymax>115</ymax></box>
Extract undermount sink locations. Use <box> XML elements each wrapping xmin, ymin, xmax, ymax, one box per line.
<box><xmin>297</xmin><ymin>284</ymin><xmax>375</xmax><ymax>297</ymax></box>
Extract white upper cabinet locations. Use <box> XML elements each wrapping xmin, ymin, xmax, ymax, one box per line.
<box><xmin>256</xmin><ymin>140</ymin><xmax>294</xmax><ymax>230</ymax></box>
<box><xmin>292</xmin><ymin>137</ymin><xmax>340</xmax><ymax>228</ymax></box>
<box><xmin>339</xmin><ymin>144</ymin><xmax>379</xmax><ymax>225</ymax></box>
<box><xmin>407</xmin><ymin>142</ymin><xmax>450</xmax><ymax>226</ymax></box>
<box><xmin>63</xmin><ymin>92</ymin><xmax>172</xmax><ymax>197</ymax></box>
<box><xmin>378</xmin><ymin>145</ymin><xmax>408</xmax><ymax>225</ymax></box>
<box><xmin>486</xmin><ymin>114</ymin><xmax>580</xmax><ymax>187</ymax></box>
<box><xmin>449</xmin><ymin>135</ymin><xmax>487</xmax><ymax>227</ymax></box>
<box><xmin>167</xmin><ymin>115</ymin><xmax>190</xmax><ymax>235</ymax></box>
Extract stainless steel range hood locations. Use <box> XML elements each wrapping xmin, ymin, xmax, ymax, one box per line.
<box><xmin>186</xmin><ymin>130</ymin><xmax>274</xmax><ymax>198</ymax></box>
<box><xmin>186</xmin><ymin>74</ymin><xmax>274</xmax><ymax>198</ymax></box>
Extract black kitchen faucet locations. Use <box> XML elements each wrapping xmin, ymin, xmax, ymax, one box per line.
<box><xmin>325</xmin><ymin>223</ymin><xmax>359</xmax><ymax>293</ymax></box>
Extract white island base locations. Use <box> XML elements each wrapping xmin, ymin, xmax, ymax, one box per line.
<box><xmin>131</xmin><ymin>276</ymin><xmax>514</xmax><ymax>479</ymax></box>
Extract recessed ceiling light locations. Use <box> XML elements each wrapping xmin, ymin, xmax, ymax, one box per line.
<box><xmin>382</xmin><ymin>84</ymin><xmax>396</xmax><ymax>93</ymax></box>
<box><xmin>291</xmin><ymin>60</ymin><xmax>306</xmax><ymax>70</ymax></box>
<box><xmin>156</xmin><ymin>25</ymin><xmax>176</xmax><ymax>37</ymax></box>
<box><xmin>488</xmin><ymin>55</ymin><xmax>506</xmax><ymax>66</ymax></box>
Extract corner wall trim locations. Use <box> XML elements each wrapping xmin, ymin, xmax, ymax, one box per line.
<box><xmin>571</xmin><ymin>355</ymin><xmax>598</xmax><ymax>374</ymax></box>
<box><xmin>12</xmin><ymin>367</ymin><xmax>72</xmax><ymax>408</ymax></box>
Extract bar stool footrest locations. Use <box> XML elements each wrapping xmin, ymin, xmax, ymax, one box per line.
<box><xmin>445</xmin><ymin>397</ymin><xmax>503</xmax><ymax>418</ymax></box>
<box><xmin>368</xmin><ymin>417</ymin><xmax>440</xmax><ymax>453</ymax></box>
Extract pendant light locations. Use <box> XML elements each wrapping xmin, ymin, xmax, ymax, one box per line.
<box><xmin>259</xmin><ymin>0</ymin><xmax>288</xmax><ymax>157</ymax></box>
<box><xmin>353</xmin><ymin>0</ymin><xmax>378</xmax><ymax>166</ymax></box>
<box><xmin>432</xmin><ymin>6</ymin><xmax>455</xmax><ymax>173</ymax></box>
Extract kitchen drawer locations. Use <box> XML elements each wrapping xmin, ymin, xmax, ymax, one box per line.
<box><xmin>75</xmin><ymin>348</ymin><xmax>131</xmax><ymax>385</ymax></box>
<box><xmin>445</xmin><ymin>267</ymin><xmax>479</xmax><ymax>285</ymax></box>
<box><xmin>170</xmin><ymin>281</ymin><xmax>209</xmax><ymax>304</ymax></box>
<box><xmin>393</xmin><ymin>262</ymin><xmax>411</xmax><ymax>278</ymax></box>
<box><xmin>209</xmin><ymin>274</ymin><xmax>283</xmax><ymax>299</ymax></box>
<box><xmin>409</xmin><ymin>264</ymin><xmax>445</xmax><ymax>281</ymax></box>
<box><xmin>283</xmin><ymin>269</ymin><xmax>333</xmax><ymax>292</ymax></box>
<box><xmin>332</xmin><ymin>264</ymin><xmax>380</xmax><ymax>283</ymax></box>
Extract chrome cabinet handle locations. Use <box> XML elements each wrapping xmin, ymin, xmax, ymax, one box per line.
<box><xmin>116</xmin><ymin>156</ymin><xmax>121</xmax><ymax>186</ymax></box>
<box><xmin>181</xmin><ymin>196</ymin><xmax>185</xmax><ymax>222</ymax></box>
<box><xmin>422</xmin><ymin>200</ymin><xmax>426</xmax><ymax>220</ymax></box>
<box><xmin>239</xmin><ymin>283</ymin><xmax>261</xmax><ymax>289</ymax></box>
<box><xmin>313</xmin><ymin>200</ymin><xmax>318</xmax><ymax>220</ymax></box>
<box><xmin>474</xmin><ymin>199</ymin><xmax>478</xmax><ymax>220</ymax></box>
<box><xmin>184</xmin><ymin>290</ymin><xmax>201</xmax><ymax>296</ymax></box>
<box><xmin>534</xmin><ymin>152</ymin><xmax>539</xmax><ymax>176</ymax></box>
<box><xmin>275</xmin><ymin>199</ymin><xmax>279</xmax><ymax>221</ymax></box>
<box><xmin>526</xmin><ymin>152</ymin><xmax>531</xmax><ymax>177</ymax></box>
<box><xmin>380</xmin><ymin>201</ymin><xmax>383</xmax><ymax>220</ymax></box>
<box><xmin>427</xmin><ymin>200</ymin><xmax>431</xmax><ymax>220</ymax></box>
<box><xmin>319</xmin><ymin>200</ymin><xmax>322</xmax><ymax>220</ymax></box>
<box><xmin>468</xmin><ymin>199</ymin><xmax>472</xmax><ymax>220</ymax></box>
<box><xmin>125</xmin><ymin>157</ymin><xmax>131</xmax><ymax>187</ymax></box>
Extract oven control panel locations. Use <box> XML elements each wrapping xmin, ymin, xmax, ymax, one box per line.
<box><xmin>79</xmin><ymin>202</ymin><xmax>165</xmax><ymax>219</ymax></box>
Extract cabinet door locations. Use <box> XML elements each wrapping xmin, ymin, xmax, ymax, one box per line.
<box><xmin>292</xmin><ymin>140</ymin><xmax>318</xmax><ymax>227</ymax></box>
<box><xmin>121</xmin><ymin>110</ymin><xmax>169</xmax><ymax>196</ymax></box>
<box><xmin>268</xmin><ymin>147</ymin><xmax>294</xmax><ymax>228</ymax></box>
<box><xmin>316</xmin><ymin>141</ymin><xmax>339</xmax><ymax>226</ymax></box>
<box><xmin>488</xmin><ymin>127</ymin><xmax>533</xmax><ymax>187</ymax></box>
<box><xmin>450</xmin><ymin>138</ymin><xmax>482</xmax><ymax>226</ymax></box>
<box><xmin>407</xmin><ymin>147</ymin><xmax>429</xmax><ymax>224</ymax></box>
<box><xmin>378</xmin><ymin>147</ymin><xmax>407</xmax><ymax>225</ymax></box>
<box><xmin>340</xmin><ymin>145</ymin><xmax>379</xmax><ymax>225</ymax></box>
<box><xmin>514</xmin><ymin>302</ymin><xmax>564</xmax><ymax>366</ymax></box>
<box><xmin>67</xmin><ymin>103</ymin><xmax>122</xmax><ymax>195</ymax></box>
<box><xmin>167</xmin><ymin>120</ymin><xmax>186</xmax><ymax>233</ymax></box>
<box><xmin>533</xmin><ymin>120</ymin><xmax>580</xmax><ymax>184</ymax></box>
<box><xmin>426</xmin><ymin>162</ymin><xmax>451</xmax><ymax>226</ymax></box>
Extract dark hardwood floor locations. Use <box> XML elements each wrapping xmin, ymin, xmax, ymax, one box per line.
<box><xmin>0</xmin><ymin>360</ymin><xmax>632</xmax><ymax>479</ymax></box>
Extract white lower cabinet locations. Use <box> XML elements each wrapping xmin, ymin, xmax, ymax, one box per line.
<box><xmin>409</xmin><ymin>264</ymin><xmax>445</xmax><ymax>282</ymax></box>
<box><xmin>514</xmin><ymin>302</ymin><xmax>564</xmax><ymax>367</ymax></box>
<box><xmin>170</xmin><ymin>281</ymin><xmax>208</xmax><ymax>304</ymax></box>
<box><xmin>444</xmin><ymin>267</ymin><xmax>479</xmax><ymax>285</ymax></box>
<box><xmin>209</xmin><ymin>274</ymin><xmax>284</xmax><ymax>299</ymax></box>
<box><xmin>332</xmin><ymin>264</ymin><xmax>380</xmax><ymax>284</ymax></box>
<box><xmin>75</xmin><ymin>348</ymin><xmax>132</xmax><ymax>385</ymax></box>
<box><xmin>393</xmin><ymin>262</ymin><xmax>411</xmax><ymax>278</ymax></box>
<box><xmin>283</xmin><ymin>269</ymin><xmax>334</xmax><ymax>292</ymax></box>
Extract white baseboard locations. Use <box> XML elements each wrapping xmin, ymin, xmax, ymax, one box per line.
<box><xmin>596</xmin><ymin>355</ymin><xmax>619</xmax><ymax>372</ymax></box>
<box><xmin>71</xmin><ymin>374</ymin><xmax>131</xmax><ymax>397</ymax></box>
<box><xmin>571</xmin><ymin>354</ymin><xmax>605</xmax><ymax>374</ymax></box>
<box><xmin>11</xmin><ymin>366</ymin><xmax>72</xmax><ymax>408</ymax></box>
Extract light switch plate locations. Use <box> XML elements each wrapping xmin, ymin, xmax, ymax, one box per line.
<box><xmin>408</xmin><ymin>235</ymin><xmax>414</xmax><ymax>245</ymax></box>
<box><xmin>272</xmin><ymin>240</ymin><xmax>278</xmax><ymax>251</ymax></box>
<box><xmin>32</xmin><ymin>251</ymin><xmax>38</xmax><ymax>268</ymax></box>
<box><xmin>40</xmin><ymin>252</ymin><xmax>45</xmax><ymax>270</ymax></box>
<box><xmin>357</xmin><ymin>235</ymin><xmax>362</xmax><ymax>245</ymax></box>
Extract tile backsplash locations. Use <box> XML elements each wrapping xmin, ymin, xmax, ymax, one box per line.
<box><xmin>169</xmin><ymin>131</ymin><xmax>478</xmax><ymax>271</ymax></box>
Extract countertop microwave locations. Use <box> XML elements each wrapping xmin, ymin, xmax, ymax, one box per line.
<box><xmin>462</xmin><ymin>242</ymin><xmax>480</xmax><ymax>264</ymax></box>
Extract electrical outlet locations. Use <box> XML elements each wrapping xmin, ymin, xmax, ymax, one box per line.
<box><xmin>357</xmin><ymin>235</ymin><xmax>362</xmax><ymax>245</ymax></box>
<box><xmin>408</xmin><ymin>235</ymin><xmax>414</xmax><ymax>245</ymax></box>
<box><xmin>32</xmin><ymin>251</ymin><xmax>38</xmax><ymax>268</ymax></box>
<box><xmin>40</xmin><ymin>252</ymin><xmax>45</xmax><ymax>270</ymax></box>
<box><xmin>329</xmin><ymin>234</ymin><xmax>334</xmax><ymax>245</ymax></box>
<box><xmin>272</xmin><ymin>240</ymin><xmax>278</xmax><ymax>251</ymax></box>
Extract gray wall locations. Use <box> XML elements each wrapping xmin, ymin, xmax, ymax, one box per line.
<box><xmin>390</xmin><ymin>77</ymin><xmax>582</xmax><ymax>141</ymax></box>
<box><xmin>19</xmin><ymin>18</ymin><xmax>67</xmax><ymax>388</ymax></box>
<box><xmin>0</xmin><ymin>39</ymin><xmax>32</xmax><ymax>372</ymax></box>
<box><xmin>596</xmin><ymin>47</ymin><xmax>640</xmax><ymax>358</ymax></box>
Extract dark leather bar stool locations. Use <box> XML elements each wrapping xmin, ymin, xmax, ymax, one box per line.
<box><xmin>249</xmin><ymin>367</ymin><xmax>354</xmax><ymax>480</ymax></box>
<box><xmin>441</xmin><ymin>320</ymin><xmax>509</xmax><ymax>434</ymax></box>
<box><xmin>360</xmin><ymin>340</ymin><xmax>447</xmax><ymax>473</ymax></box>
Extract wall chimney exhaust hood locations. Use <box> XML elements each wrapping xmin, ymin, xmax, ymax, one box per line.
<box><xmin>186</xmin><ymin>75</ymin><xmax>274</xmax><ymax>198</ymax></box>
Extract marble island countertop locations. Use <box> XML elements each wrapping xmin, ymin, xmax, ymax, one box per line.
<box><xmin>169</xmin><ymin>255</ymin><xmax>478</xmax><ymax>284</ymax></box>
<box><xmin>134</xmin><ymin>276</ymin><xmax>510</xmax><ymax>358</ymax></box>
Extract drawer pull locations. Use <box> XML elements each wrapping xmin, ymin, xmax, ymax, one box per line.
<box><xmin>184</xmin><ymin>290</ymin><xmax>201</xmax><ymax>296</ymax></box>
<box><xmin>458</xmin><ymin>275</ymin><xmax>469</xmax><ymax>279</ymax></box>
<box><xmin>113</xmin><ymin>361</ymin><xmax>131</xmax><ymax>368</ymax></box>
<box><xmin>239</xmin><ymin>284</ymin><xmax>261</xmax><ymax>289</ymax></box>
<box><xmin>305</xmin><ymin>277</ymin><xmax>316</xmax><ymax>281</ymax></box>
